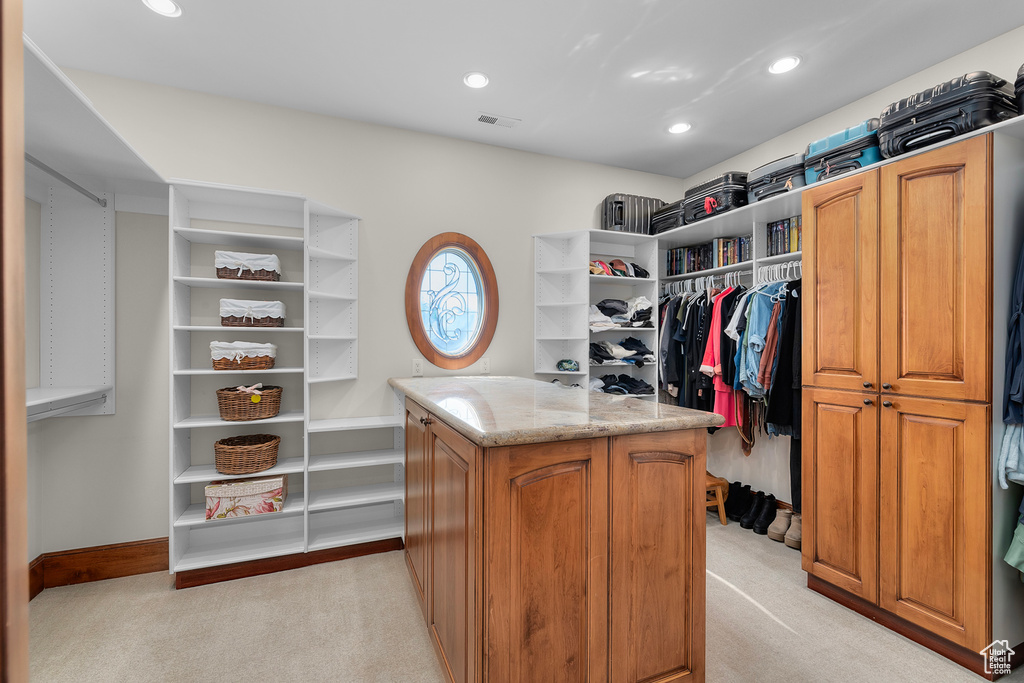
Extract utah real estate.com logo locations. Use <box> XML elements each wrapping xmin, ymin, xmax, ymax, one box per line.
<box><xmin>981</xmin><ymin>640</ymin><xmax>1015</xmax><ymax>676</ymax></box>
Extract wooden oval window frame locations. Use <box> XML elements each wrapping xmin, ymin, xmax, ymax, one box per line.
<box><xmin>405</xmin><ymin>232</ymin><xmax>499</xmax><ymax>370</ymax></box>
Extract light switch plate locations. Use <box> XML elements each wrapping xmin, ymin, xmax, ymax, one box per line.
<box><xmin>412</xmin><ymin>359</ymin><xmax>424</xmax><ymax>376</ymax></box>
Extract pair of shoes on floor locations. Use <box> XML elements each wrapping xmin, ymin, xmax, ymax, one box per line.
<box><xmin>724</xmin><ymin>481</ymin><xmax>751</xmax><ymax>522</ymax></box>
<box><xmin>767</xmin><ymin>510</ymin><xmax>802</xmax><ymax>549</ymax></box>
<box><xmin>740</xmin><ymin>491</ymin><xmax>778</xmax><ymax>534</ymax></box>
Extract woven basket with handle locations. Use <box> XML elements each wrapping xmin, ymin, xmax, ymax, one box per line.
<box><xmin>214</xmin><ymin>434</ymin><xmax>281</xmax><ymax>475</ymax></box>
<box><xmin>216</xmin><ymin>385</ymin><xmax>282</xmax><ymax>421</ymax></box>
<box><xmin>212</xmin><ymin>355</ymin><xmax>276</xmax><ymax>371</ymax></box>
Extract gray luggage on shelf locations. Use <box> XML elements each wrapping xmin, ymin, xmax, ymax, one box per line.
<box><xmin>601</xmin><ymin>194</ymin><xmax>665</xmax><ymax>234</ymax></box>
<box><xmin>746</xmin><ymin>153</ymin><xmax>806</xmax><ymax>203</ymax></box>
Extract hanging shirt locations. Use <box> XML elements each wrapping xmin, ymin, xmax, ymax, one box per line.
<box><xmin>699</xmin><ymin>288</ymin><xmax>738</xmax><ymax>428</ymax></box>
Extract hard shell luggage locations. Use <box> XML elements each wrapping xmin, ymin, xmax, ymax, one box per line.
<box><xmin>1016</xmin><ymin>64</ymin><xmax>1024</xmax><ymax>116</ymax></box>
<box><xmin>804</xmin><ymin>119</ymin><xmax>882</xmax><ymax>185</ymax></box>
<box><xmin>747</xmin><ymin>153</ymin><xmax>806</xmax><ymax>203</ymax></box>
<box><xmin>650</xmin><ymin>199</ymin><xmax>685</xmax><ymax>235</ymax></box>
<box><xmin>601</xmin><ymin>193</ymin><xmax>665</xmax><ymax>234</ymax></box>
<box><xmin>878</xmin><ymin>71</ymin><xmax>1017</xmax><ymax>158</ymax></box>
<box><xmin>681</xmin><ymin>172</ymin><xmax>748</xmax><ymax>224</ymax></box>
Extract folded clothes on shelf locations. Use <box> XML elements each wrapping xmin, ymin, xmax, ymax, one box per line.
<box><xmin>592</xmin><ymin>373</ymin><xmax>655</xmax><ymax>395</ymax></box>
<box><xmin>589</xmin><ymin>260</ymin><xmax>651</xmax><ymax>278</ymax></box>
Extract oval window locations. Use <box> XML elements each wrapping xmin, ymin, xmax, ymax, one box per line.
<box><xmin>405</xmin><ymin>233</ymin><xmax>498</xmax><ymax>369</ymax></box>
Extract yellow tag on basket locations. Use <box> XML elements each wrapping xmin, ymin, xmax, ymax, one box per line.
<box><xmin>251</xmin><ymin>394</ymin><xmax>261</xmax><ymax>403</ymax></box>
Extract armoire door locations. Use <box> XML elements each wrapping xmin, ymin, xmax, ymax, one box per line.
<box><xmin>801</xmin><ymin>387</ymin><xmax>878</xmax><ymax>603</ymax></box>
<box><xmin>485</xmin><ymin>438</ymin><xmax>609</xmax><ymax>683</ymax></box>
<box><xmin>610</xmin><ymin>430</ymin><xmax>705</xmax><ymax>683</ymax></box>
<box><xmin>879</xmin><ymin>136</ymin><xmax>991</xmax><ymax>403</ymax></box>
<box><xmin>878</xmin><ymin>395</ymin><xmax>990</xmax><ymax>651</ymax></box>
<box><xmin>405</xmin><ymin>399</ymin><xmax>430</xmax><ymax>620</ymax></box>
<box><xmin>802</xmin><ymin>170</ymin><xmax>879</xmax><ymax>393</ymax></box>
<box><xmin>429</xmin><ymin>418</ymin><xmax>480</xmax><ymax>683</ymax></box>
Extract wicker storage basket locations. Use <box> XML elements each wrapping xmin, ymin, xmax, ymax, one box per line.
<box><xmin>216</xmin><ymin>384</ymin><xmax>282</xmax><ymax>421</ymax></box>
<box><xmin>213</xmin><ymin>433</ymin><xmax>281</xmax><ymax>474</ymax></box>
<box><xmin>220</xmin><ymin>299</ymin><xmax>285</xmax><ymax>328</ymax></box>
<box><xmin>210</xmin><ymin>341</ymin><xmax>277</xmax><ymax>371</ymax></box>
<box><xmin>215</xmin><ymin>250</ymin><xmax>281</xmax><ymax>282</ymax></box>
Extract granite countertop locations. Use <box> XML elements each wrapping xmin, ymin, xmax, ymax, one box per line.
<box><xmin>387</xmin><ymin>376</ymin><xmax>724</xmax><ymax>447</ymax></box>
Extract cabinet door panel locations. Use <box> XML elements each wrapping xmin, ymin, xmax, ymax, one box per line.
<box><xmin>802</xmin><ymin>388</ymin><xmax>879</xmax><ymax>603</ymax></box>
<box><xmin>405</xmin><ymin>400</ymin><xmax>429</xmax><ymax>620</ymax></box>
<box><xmin>878</xmin><ymin>396</ymin><xmax>989</xmax><ymax>651</ymax></box>
<box><xmin>486</xmin><ymin>438</ymin><xmax>608</xmax><ymax>683</ymax></box>
<box><xmin>879</xmin><ymin>136</ymin><xmax>991</xmax><ymax>402</ymax></box>
<box><xmin>802</xmin><ymin>171</ymin><xmax>879</xmax><ymax>392</ymax></box>
<box><xmin>430</xmin><ymin>419</ymin><xmax>480</xmax><ymax>683</ymax></box>
<box><xmin>610</xmin><ymin>430</ymin><xmax>705</xmax><ymax>683</ymax></box>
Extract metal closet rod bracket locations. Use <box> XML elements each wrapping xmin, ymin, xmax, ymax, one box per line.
<box><xmin>25</xmin><ymin>153</ymin><xmax>108</xmax><ymax>208</ymax></box>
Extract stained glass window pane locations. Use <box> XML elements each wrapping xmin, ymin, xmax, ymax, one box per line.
<box><xmin>418</xmin><ymin>247</ymin><xmax>485</xmax><ymax>358</ymax></box>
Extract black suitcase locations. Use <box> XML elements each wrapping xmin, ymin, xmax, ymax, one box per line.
<box><xmin>878</xmin><ymin>71</ymin><xmax>1017</xmax><ymax>158</ymax></box>
<box><xmin>682</xmin><ymin>172</ymin><xmax>747</xmax><ymax>224</ymax></box>
<box><xmin>601</xmin><ymin>194</ymin><xmax>665</xmax><ymax>234</ymax></box>
<box><xmin>1016</xmin><ymin>64</ymin><xmax>1024</xmax><ymax>116</ymax></box>
<box><xmin>747</xmin><ymin>153</ymin><xmax>805</xmax><ymax>203</ymax></box>
<box><xmin>650</xmin><ymin>199</ymin><xmax>685</xmax><ymax>235</ymax></box>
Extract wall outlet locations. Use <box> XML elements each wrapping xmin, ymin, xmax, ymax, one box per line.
<box><xmin>481</xmin><ymin>358</ymin><xmax>490</xmax><ymax>374</ymax></box>
<box><xmin>412</xmin><ymin>358</ymin><xmax>424</xmax><ymax>376</ymax></box>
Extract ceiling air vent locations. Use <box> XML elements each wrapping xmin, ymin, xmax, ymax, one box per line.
<box><xmin>477</xmin><ymin>112</ymin><xmax>521</xmax><ymax>129</ymax></box>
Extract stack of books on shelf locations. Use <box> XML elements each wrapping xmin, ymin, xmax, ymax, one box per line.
<box><xmin>665</xmin><ymin>235</ymin><xmax>751</xmax><ymax>277</ymax></box>
<box><xmin>766</xmin><ymin>215</ymin><xmax>802</xmax><ymax>257</ymax></box>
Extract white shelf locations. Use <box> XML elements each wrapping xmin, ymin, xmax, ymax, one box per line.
<box><xmin>536</xmin><ymin>369</ymin><xmax>587</xmax><ymax>375</ymax></box>
<box><xmin>307</xmin><ymin>374</ymin><xmax>358</xmax><ymax>384</ymax></box>
<box><xmin>536</xmin><ymin>301</ymin><xmax>589</xmax><ymax>307</ymax></box>
<box><xmin>537</xmin><ymin>266</ymin><xmax>584</xmax><ymax>274</ymax></box>
<box><xmin>307</xmin><ymin>334</ymin><xmax>356</xmax><ymax>341</ymax></box>
<box><xmin>307</xmin><ymin>483</ymin><xmax>404</xmax><ymax>512</ymax></box>
<box><xmin>173</xmin><ymin>276</ymin><xmax>304</xmax><ymax>291</ymax></box>
<box><xmin>590</xmin><ymin>326</ymin><xmax>656</xmax><ymax>334</ymax></box>
<box><xmin>663</xmin><ymin>260</ymin><xmax>753</xmax><ymax>280</ymax></box>
<box><xmin>173</xmin><ymin>226</ymin><xmax>304</xmax><ymax>251</ymax></box>
<box><xmin>537</xmin><ymin>335</ymin><xmax>587</xmax><ymax>341</ymax></box>
<box><xmin>173</xmin><ymin>367</ymin><xmax>304</xmax><ymax>376</ymax></box>
<box><xmin>173</xmin><ymin>325</ymin><xmax>304</xmax><ymax>333</ymax></box>
<box><xmin>174</xmin><ymin>495</ymin><xmax>305</xmax><ymax>528</ymax></box>
<box><xmin>174</xmin><ymin>530</ymin><xmax>305</xmax><ymax>572</ymax></box>
<box><xmin>174</xmin><ymin>457</ymin><xmax>305</xmax><ymax>484</ymax></box>
<box><xmin>173</xmin><ymin>410</ymin><xmax>305</xmax><ymax>429</ymax></box>
<box><xmin>590</xmin><ymin>274</ymin><xmax>655</xmax><ymax>284</ymax></box>
<box><xmin>759</xmin><ymin>251</ymin><xmax>802</xmax><ymax>264</ymax></box>
<box><xmin>309</xmin><ymin>448</ymin><xmax>404</xmax><ymax>472</ymax></box>
<box><xmin>307</xmin><ymin>246</ymin><xmax>356</xmax><ymax>261</ymax></box>
<box><xmin>26</xmin><ymin>385</ymin><xmax>112</xmax><ymax>421</ymax></box>
<box><xmin>590</xmin><ymin>361</ymin><xmax>647</xmax><ymax>368</ymax></box>
<box><xmin>308</xmin><ymin>415</ymin><xmax>403</xmax><ymax>433</ymax></box>
<box><xmin>308</xmin><ymin>290</ymin><xmax>356</xmax><ymax>301</ymax></box>
<box><xmin>307</xmin><ymin>514</ymin><xmax>404</xmax><ymax>552</ymax></box>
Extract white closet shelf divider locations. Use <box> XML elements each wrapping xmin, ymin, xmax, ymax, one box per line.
<box><xmin>172</xmin><ymin>227</ymin><xmax>304</xmax><ymax>251</ymax></box>
<box><xmin>590</xmin><ymin>326</ymin><xmax>657</xmax><ymax>333</ymax></box>
<box><xmin>307</xmin><ymin>246</ymin><xmax>356</xmax><ymax>261</ymax></box>
<box><xmin>172</xmin><ymin>276</ymin><xmax>304</xmax><ymax>291</ymax></box>
<box><xmin>758</xmin><ymin>251</ymin><xmax>802</xmax><ymax>265</ymax></box>
<box><xmin>173</xmin><ymin>410</ymin><xmax>305</xmax><ymax>429</ymax></box>
<box><xmin>174</xmin><ymin>495</ymin><xmax>305</xmax><ymax>528</ymax></box>
<box><xmin>536</xmin><ymin>266</ymin><xmax>584</xmax><ymax>274</ymax></box>
<box><xmin>173</xmin><ymin>325</ymin><xmax>304</xmax><ymax>332</ymax></box>
<box><xmin>537</xmin><ymin>301</ymin><xmax>589</xmax><ymax>308</ymax></box>
<box><xmin>662</xmin><ymin>260</ymin><xmax>752</xmax><ymax>281</ymax></box>
<box><xmin>173</xmin><ymin>367</ymin><xmax>304</xmax><ymax>376</ymax></box>
<box><xmin>308</xmin><ymin>448</ymin><xmax>404</xmax><ymax>472</ymax></box>
<box><xmin>307</xmin><ymin>482</ymin><xmax>404</xmax><ymax>512</ymax></box>
<box><xmin>307</xmin><ymin>374</ymin><xmax>357</xmax><ymax>384</ymax></box>
<box><xmin>307</xmin><ymin>512</ymin><xmax>404</xmax><ymax>552</ymax></box>
<box><xmin>307</xmin><ymin>290</ymin><xmax>356</xmax><ymax>301</ymax></box>
<box><xmin>307</xmin><ymin>334</ymin><xmax>357</xmax><ymax>341</ymax></box>
<box><xmin>174</xmin><ymin>530</ymin><xmax>305</xmax><ymax>572</ymax></box>
<box><xmin>308</xmin><ymin>415</ymin><xmax>404</xmax><ymax>433</ymax></box>
<box><xmin>174</xmin><ymin>457</ymin><xmax>305</xmax><ymax>484</ymax></box>
<box><xmin>589</xmin><ymin>274</ymin><xmax>655</xmax><ymax>284</ymax></box>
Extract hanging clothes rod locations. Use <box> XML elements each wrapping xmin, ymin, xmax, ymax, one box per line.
<box><xmin>25</xmin><ymin>153</ymin><xmax>107</xmax><ymax>208</ymax></box>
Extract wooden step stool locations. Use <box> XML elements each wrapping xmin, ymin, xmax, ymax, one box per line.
<box><xmin>706</xmin><ymin>473</ymin><xmax>729</xmax><ymax>526</ymax></box>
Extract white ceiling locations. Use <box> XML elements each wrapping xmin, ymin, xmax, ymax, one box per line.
<box><xmin>22</xmin><ymin>0</ymin><xmax>1024</xmax><ymax>179</ymax></box>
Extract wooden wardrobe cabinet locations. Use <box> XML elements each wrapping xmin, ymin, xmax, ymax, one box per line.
<box><xmin>802</xmin><ymin>136</ymin><xmax>996</xmax><ymax>659</ymax></box>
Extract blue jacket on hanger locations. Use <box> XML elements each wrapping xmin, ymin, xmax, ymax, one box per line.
<box><xmin>1006</xmin><ymin>239</ymin><xmax>1024</xmax><ymax>425</ymax></box>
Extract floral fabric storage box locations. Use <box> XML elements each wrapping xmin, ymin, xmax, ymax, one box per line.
<box><xmin>205</xmin><ymin>475</ymin><xmax>287</xmax><ymax>520</ymax></box>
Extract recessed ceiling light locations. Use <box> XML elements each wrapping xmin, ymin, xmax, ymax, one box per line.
<box><xmin>768</xmin><ymin>56</ymin><xmax>800</xmax><ymax>75</ymax></box>
<box><xmin>668</xmin><ymin>123</ymin><xmax>692</xmax><ymax>135</ymax></box>
<box><xmin>463</xmin><ymin>72</ymin><xmax>489</xmax><ymax>89</ymax></box>
<box><xmin>142</xmin><ymin>0</ymin><xmax>182</xmax><ymax>17</ymax></box>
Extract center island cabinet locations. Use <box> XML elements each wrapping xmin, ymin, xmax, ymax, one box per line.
<box><xmin>387</xmin><ymin>376</ymin><xmax>723</xmax><ymax>683</ymax></box>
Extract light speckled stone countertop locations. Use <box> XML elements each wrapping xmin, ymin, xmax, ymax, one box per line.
<box><xmin>388</xmin><ymin>376</ymin><xmax>724</xmax><ymax>447</ymax></box>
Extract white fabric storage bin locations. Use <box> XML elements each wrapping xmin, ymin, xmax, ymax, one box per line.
<box><xmin>219</xmin><ymin>298</ymin><xmax>286</xmax><ymax>327</ymax></box>
<box><xmin>214</xmin><ymin>250</ymin><xmax>282</xmax><ymax>280</ymax></box>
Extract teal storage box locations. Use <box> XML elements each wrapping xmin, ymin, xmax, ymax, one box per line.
<box><xmin>803</xmin><ymin>118</ymin><xmax>882</xmax><ymax>185</ymax></box>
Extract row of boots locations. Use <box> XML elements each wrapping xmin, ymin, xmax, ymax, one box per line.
<box><xmin>724</xmin><ymin>482</ymin><xmax>801</xmax><ymax>549</ymax></box>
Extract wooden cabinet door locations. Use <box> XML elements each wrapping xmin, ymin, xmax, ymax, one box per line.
<box><xmin>801</xmin><ymin>388</ymin><xmax>879</xmax><ymax>603</ymax></box>
<box><xmin>485</xmin><ymin>438</ymin><xmax>608</xmax><ymax>683</ymax></box>
<box><xmin>878</xmin><ymin>395</ymin><xmax>990</xmax><ymax>651</ymax></box>
<box><xmin>802</xmin><ymin>170</ymin><xmax>880</xmax><ymax>392</ymax></box>
<box><xmin>610</xmin><ymin>430</ymin><xmax>705</xmax><ymax>683</ymax></box>
<box><xmin>879</xmin><ymin>136</ymin><xmax>991</xmax><ymax>402</ymax></box>
<box><xmin>405</xmin><ymin>399</ymin><xmax>430</xmax><ymax>620</ymax></box>
<box><xmin>429</xmin><ymin>417</ymin><xmax>480</xmax><ymax>683</ymax></box>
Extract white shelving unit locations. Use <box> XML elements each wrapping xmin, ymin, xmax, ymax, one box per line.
<box><xmin>168</xmin><ymin>179</ymin><xmax>405</xmax><ymax>574</ymax></box>
<box><xmin>534</xmin><ymin>230</ymin><xmax>659</xmax><ymax>400</ymax></box>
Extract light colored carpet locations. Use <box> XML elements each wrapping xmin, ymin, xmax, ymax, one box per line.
<box><xmin>29</xmin><ymin>523</ymin><xmax>1024</xmax><ymax>682</ymax></box>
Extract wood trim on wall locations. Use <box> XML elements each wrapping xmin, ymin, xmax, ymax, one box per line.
<box><xmin>0</xmin><ymin>0</ymin><xmax>27</xmax><ymax>678</ymax></box>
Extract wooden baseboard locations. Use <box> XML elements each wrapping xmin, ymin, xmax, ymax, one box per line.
<box><xmin>174</xmin><ymin>537</ymin><xmax>404</xmax><ymax>589</ymax></box>
<box><xmin>29</xmin><ymin>538</ymin><xmax>169</xmax><ymax>600</ymax></box>
<box><xmin>807</xmin><ymin>574</ymin><xmax>1003</xmax><ymax>679</ymax></box>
